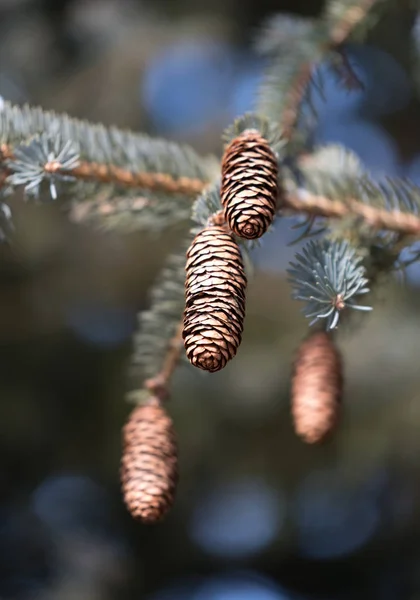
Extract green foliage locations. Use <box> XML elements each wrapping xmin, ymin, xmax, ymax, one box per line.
<box><xmin>0</xmin><ymin>101</ymin><xmax>218</xmax><ymax>184</ymax></box>
<box><xmin>222</xmin><ymin>113</ymin><xmax>285</xmax><ymax>151</ymax></box>
<box><xmin>0</xmin><ymin>100</ymin><xmax>219</xmax><ymax>233</ymax></box>
<box><xmin>256</xmin><ymin>15</ymin><xmax>326</xmax><ymax>150</ymax></box>
<box><xmin>130</xmin><ymin>235</ymin><xmax>193</xmax><ymax>382</ymax></box>
<box><xmin>325</xmin><ymin>0</ymin><xmax>385</xmax><ymax>41</ymax></box>
<box><xmin>7</xmin><ymin>132</ymin><xmax>80</xmax><ymax>199</ymax></box>
<box><xmin>288</xmin><ymin>239</ymin><xmax>372</xmax><ymax>330</ymax></box>
<box><xmin>291</xmin><ymin>145</ymin><xmax>420</xmax><ymax>220</ymax></box>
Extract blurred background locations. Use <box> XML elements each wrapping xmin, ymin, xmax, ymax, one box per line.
<box><xmin>2</xmin><ymin>0</ymin><xmax>420</xmax><ymax>599</ymax></box>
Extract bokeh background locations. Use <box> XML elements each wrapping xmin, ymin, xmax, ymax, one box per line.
<box><xmin>2</xmin><ymin>0</ymin><xmax>420</xmax><ymax>599</ymax></box>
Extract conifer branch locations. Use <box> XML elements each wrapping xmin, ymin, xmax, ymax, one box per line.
<box><xmin>1</xmin><ymin>143</ymin><xmax>209</xmax><ymax>197</ymax></box>
<box><xmin>201</xmin><ymin>188</ymin><xmax>420</xmax><ymax>238</ymax></box>
<box><xmin>257</xmin><ymin>0</ymin><xmax>381</xmax><ymax>143</ymax></box>
<box><xmin>288</xmin><ymin>239</ymin><xmax>372</xmax><ymax>329</ymax></box>
<box><xmin>280</xmin><ymin>63</ymin><xmax>316</xmax><ymax>144</ymax></box>
<box><xmin>129</xmin><ymin>235</ymin><xmax>193</xmax><ymax>402</ymax></box>
<box><xmin>72</xmin><ymin>172</ymin><xmax>420</xmax><ymax>239</ymax></box>
<box><xmin>69</xmin><ymin>162</ymin><xmax>206</xmax><ymax>196</ymax></box>
<box><xmin>282</xmin><ymin>0</ymin><xmax>378</xmax><ymax>140</ymax></box>
<box><xmin>284</xmin><ymin>189</ymin><xmax>420</xmax><ymax>236</ymax></box>
<box><xmin>328</xmin><ymin>48</ymin><xmax>365</xmax><ymax>91</ymax></box>
<box><xmin>328</xmin><ymin>0</ymin><xmax>379</xmax><ymax>45</ymax></box>
<box><xmin>144</xmin><ymin>321</ymin><xmax>184</xmax><ymax>403</ymax></box>
<box><xmin>0</xmin><ymin>101</ymin><xmax>217</xmax><ymax>199</ymax></box>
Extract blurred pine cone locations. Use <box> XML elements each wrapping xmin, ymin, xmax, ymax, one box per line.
<box><xmin>291</xmin><ymin>331</ymin><xmax>343</xmax><ymax>444</ymax></box>
<box><xmin>221</xmin><ymin>129</ymin><xmax>278</xmax><ymax>239</ymax></box>
<box><xmin>121</xmin><ymin>398</ymin><xmax>178</xmax><ymax>523</ymax></box>
<box><xmin>183</xmin><ymin>225</ymin><xmax>247</xmax><ymax>372</ymax></box>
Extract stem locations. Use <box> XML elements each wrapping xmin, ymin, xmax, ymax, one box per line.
<box><xmin>201</xmin><ymin>191</ymin><xmax>420</xmax><ymax>238</ymax></box>
<box><xmin>330</xmin><ymin>47</ymin><xmax>364</xmax><ymax>91</ymax></box>
<box><xmin>1</xmin><ymin>144</ymin><xmax>208</xmax><ymax>197</ymax></box>
<box><xmin>67</xmin><ymin>162</ymin><xmax>206</xmax><ymax>196</ymax></box>
<box><xmin>144</xmin><ymin>321</ymin><xmax>184</xmax><ymax>402</ymax></box>
<box><xmin>281</xmin><ymin>0</ymin><xmax>379</xmax><ymax>141</ymax></box>
<box><xmin>73</xmin><ymin>185</ymin><xmax>420</xmax><ymax>238</ymax></box>
<box><xmin>329</xmin><ymin>0</ymin><xmax>378</xmax><ymax>45</ymax></box>
<box><xmin>5</xmin><ymin>130</ymin><xmax>420</xmax><ymax>237</ymax></box>
<box><xmin>281</xmin><ymin>63</ymin><xmax>314</xmax><ymax>142</ymax></box>
<box><xmin>285</xmin><ymin>190</ymin><xmax>420</xmax><ymax>236</ymax></box>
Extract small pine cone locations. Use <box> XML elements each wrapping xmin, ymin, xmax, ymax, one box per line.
<box><xmin>291</xmin><ymin>331</ymin><xmax>343</xmax><ymax>444</ymax></box>
<box><xmin>121</xmin><ymin>398</ymin><xmax>178</xmax><ymax>524</ymax></box>
<box><xmin>183</xmin><ymin>225</ymin><xmax>246</xmax><ymax>372</ymax></box>
<box><xmin>221</xmin><ymin>129</ymin><xmax>278</xmax><ymax>240</ymax></box>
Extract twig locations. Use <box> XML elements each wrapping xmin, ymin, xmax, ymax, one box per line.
<box><xmin>71</xmin><ymin>181</ymin><xmax>420</xmax><ymax>238</ymax></box>
<box><xmin>0</xmin><ymin>144</ymin><xmax>208</xmax><ymax>197</ymax></box>
<box><xmin>144</xmin><ymin>321</ymin><xmax>184</xmax><ymax>402</ymax></box>
<box><xmin>330</xmin><ymin>47</ymin><xmax>365</xmax><ymax>91</ymax></box>
<box><xmin>329</xmin><ymin>0</ymin><xmax>378</xmax><ymax>45</ymax></box>
<box><xmin>282</xmin><ymin>63</ymin><xmax>314</xmax><ymax>141</ymax></box>
<box><xmin>204</xmin><ymin>189</ymin><xmax>420</xmax><ymax>236</ymax></box>
<box><xmin>67</xmin><ymin>162</ymin><xmax>206</xmax><ymax>196</ymax></box>
<box><xmin>281</xmin><ymin>0</ymin><xmax>379</xmax><ymax>140</ymax></box>
<box><xmin>285</xmin><ymin>190</ymin><xmax>420</xmax><ymax>236</ymax></box>
<box><xmin>0</xmin><ymin>170</ymin><xmax>8</xmax><ymax>189</ymax></box>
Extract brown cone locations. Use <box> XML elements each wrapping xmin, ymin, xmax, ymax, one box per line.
<box><xmin>121</xmin><ymin>398</ymin><xmax>178</xmax><ymax>523</ymax></box>
<box><xmin>291</xmin><ymin>331</ymin><xmax>343</xmax><ymax>444</ymax></box>
<box><xmin>183</xmin><ymin>225</ymin><xmax>246</xmax><ymax>372</ymax></box>
<box><xmin>221</xmin><ymin>129</ymin><xmax>278</xmax><ymax>240</ymax></box>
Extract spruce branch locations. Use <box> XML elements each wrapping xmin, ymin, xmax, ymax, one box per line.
<box><xmin>281</xmin><ymin>144</ymin><xmax>420</xmax><ymax>237</ymax></box>
<box><xmin>257</xmin><ymin>0</ymin><xmax>381</xmax><ymax>144</ymax></box>
<box><xmin>144</xmin><ymin>321</ymin><xmax>184</xmax><ymax>403</ymax></box>
<box><xmin>284</xmin><ymin>184</ymin><xmax>420</xmax><ymax>237</ymax></box>
<box><xmin>256</xmin><ymin>16</ymin><xmax>323</xmax><ymax>145</ymax></box>
<box><xmin>72</xmin><ymin>165</ymin><xmax>420</xmax><ymax>239</ymax></box>
<box><xmin>7</xmin><ymin>100</ymin><xmax>420</xmax><ymax>242</ymax></box>
<box><xmin>65</xmin><ymin>161</ymin><xmax>207</xmax><ymax>196</ymax></box>
<box><xmin>288</xmin><ymin>239</ymin><xmax>372</xmax><ymax>329</ymax></box>
<box><xmin>327</xmin><ymin>0</ymin><xmax>380</xmax><ymax>45</ymax></box>
<box><xmin>2</xmin><ymin>141</ymin><xmax>209</xmax><ymax>198</ymax></box>
<box><xmin>4</xmin><ymin>133</ymin><xmax>80</xmax><ymax>199</ymax></box>
<box><xmin>0</xmin><ymin>101</ymin><xmax>217</xmax><ymax>198</ymax></box>
<box><xmin>328</xmin><ymin>48</ymin><xmax>365</xmax><ymax>91</ymax></box>
<box><xmin>129</xmin><ymin>235</ymin><xmax>193</xmax><ymax>402</ymax></box>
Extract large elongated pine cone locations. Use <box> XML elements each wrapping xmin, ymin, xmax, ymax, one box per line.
<box><xmin>221</xmin><ymin>129</ymin><xmax>278</xmax><ymax>240</ymax></box>
<box><xmin>121</xmin><ymin>398</ymin><xmax>178</xmax><ymax>523</ymax></box>
<box><xmin>183</xmin><ymin>225</ymin><xmax>247</xmax><ymax>372</ymax></box>
<box><xmin>291</xmin><ymin>331</ymin><xmax>343</xmax><ymax>444</ymax></box>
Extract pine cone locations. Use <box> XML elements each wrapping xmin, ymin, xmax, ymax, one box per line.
<box><xmin>221</xmin><ymin>129</ymin><xmax>278</xmax><ymax>240</ymax></box>
<box><xmin>121</xmin><ymin>398</ymin><xmax>178</xmax><ymax>523</ymax></box>
<box><xmin>291</xmin><ymin>331</ymin><xmax>343</xmax><ymax>444</ymax></box>
<box><xmin>183</xmin><ymin>225</ymin><xmax>246</xmax><ymax>372</ymax></box>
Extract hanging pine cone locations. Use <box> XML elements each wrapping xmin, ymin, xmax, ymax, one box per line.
<box><xmin>183</xmin><ymin>225</ymin><xmax>246</xmax><ymax>372</ymax></box>
<box><xmin>121</xmin><ymin>397</ymin><xmax>178</xmax><ymax>523</ymax></box>
<box><xmin>291</xmin><ymin>331</ymin><xmax>343</xmax><ymax>444</ymax></box>
<box><xmin>221</xmin><ymin>129</ymin><xmax>278</xmax><ymax>240</ymax></box>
